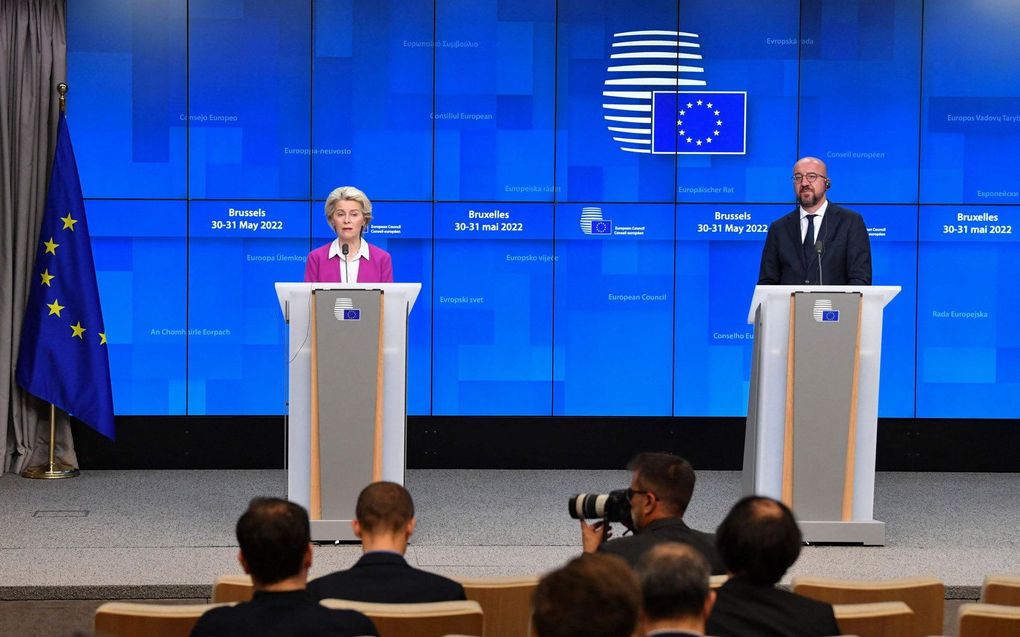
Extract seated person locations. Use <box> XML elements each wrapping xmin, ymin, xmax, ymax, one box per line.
<box><xmin>190</xmin><ymin>497</ymin><xmax>377</xmax><ymax>637</ymax></box>
<box><xmin>580</xmin><ymin>452</ymin><xmax>725</xmax><ymax>574</ymax></box>
<box><xmin>706</xmin><ymin>496</ymin><xmax>840</xmax><ymax>637</ymax></box>
<box><xmin>308</xmin><ymin>481</ymin><xmax>465</xmax><ymax>603</ymax></box>
<box><xmin>635</xmin><ymin>543</ymin><xmax>716</xmax><ymax>636</ymax></box>
<box><xmin>532</xmin><ymin>553</ymin><xmax>640</xmax><ymax>637</ymax></box>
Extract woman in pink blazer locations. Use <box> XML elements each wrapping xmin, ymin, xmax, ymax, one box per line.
<box><xmin>304</xmin><ymin>186</ymin><xmax>393</xmax><ymax>283</ymax></box>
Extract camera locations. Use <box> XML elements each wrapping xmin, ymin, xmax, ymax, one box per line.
<box><xmin>568</xmin><ymin>489</ymin><xmax>634</xmax><ymax>530</ymax></box>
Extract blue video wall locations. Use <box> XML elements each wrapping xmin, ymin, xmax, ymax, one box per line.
<box><xmin>68</xmin><ymin>0</ymin><xmax>1020</xmax><ymax>419</ymax></box>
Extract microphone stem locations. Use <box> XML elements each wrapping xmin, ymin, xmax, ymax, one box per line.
<box><xmin>816</xmin><ymin>247</ymin><xmax>823</xmax><ymax>286</ymax></box>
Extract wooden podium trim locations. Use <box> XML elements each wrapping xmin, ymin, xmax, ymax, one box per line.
<box><xmin>782</xmin><ymin>294</ymin><xmax>796</xmax><ymax>506</ymax></box>
<box><xmin>372</xmin><ymin>292</ymin><xmax>385</xmax><ymax>481</ymax></box>
<box><xmin>842</xmin><ymin>298</ymin><xmax>864</xmax><ymax>520</ymax></box>
<box><xmin>309</xmin><ymin>293</ymin><xmax>322</xmax><ymax>520</ymax></box>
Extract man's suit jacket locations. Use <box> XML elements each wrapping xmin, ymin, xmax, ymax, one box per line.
<box><xmin>706</xmin><ymin>577</ymin><xmax>841</xmax><ymax>637</ymax></box>
<box><xmin>304</xmin><ymin>241</ymin><xmax>393</xmax><ymax>283</ymax></box>
<box><xmin>307</xmin><ymin>552</ymin><xmax>467</xmax><ymax>603</ymax></box>
<box><xmin>597</xmin><ymin>517</ymin><xmax>726</xmax><ymax>575</ymax></box>
<box><xmin>189</xmin><ymin>589</ymin><xmax>378</xmax><ymax>637</ymax></box>
<box><xmin>757</xmin><ymin>203</ymin><xmax>871</xmax><ymax>286</ymax></box>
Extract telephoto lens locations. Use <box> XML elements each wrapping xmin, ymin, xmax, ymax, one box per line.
<box><xmin>567</xmin><ymin>489</ymin><xmax>633</xmax><ymax>529</ymax></box>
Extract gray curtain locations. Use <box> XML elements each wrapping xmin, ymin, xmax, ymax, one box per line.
<box><xmin>1</xmin><ymin>0</ymin><xmax>78</xmax><ymax>474</ymax></box>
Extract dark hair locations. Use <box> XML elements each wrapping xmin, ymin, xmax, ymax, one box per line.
<box><xmin>627</xmin><ymin>452</ymin><xmax>696</xmax><ymax>516</ymax></box>
<box><xmin>355</xmin><ymin>481</ymin><xmax>415</xmax><ymax>533</ymax></box>
<box><xmin>716</xmin><ymin>496</ymin><xmax>802</xmax><ymax>585</ymax></box>
<box><xmin>533</xmin><ymin>554</ymin><xmax>640</xmax><ymax>637</ymax></box>
<box><xmin>236</xmin><ymin>498</ymin><xmax>310</xmax><ymax>585</ymax></box>
<box><xmin>636</xmin><ymin>543</ymin><xmax>711</xmax><ymax>621</ymax></box>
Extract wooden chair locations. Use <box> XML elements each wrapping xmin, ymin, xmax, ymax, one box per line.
<box><xmin>322</xmin><ymin>599</ymin><xmax>484</xmax><ymax>637</ymax></box>
<box><xmin>95</xmin><ymin>602</ymin><xmax>231</xmax><ymax>637</ymax></box>
<box><xmin>958</xmin><ymin>602</ymin><xmax>1020</xmax><ymax>637</ymax></box>
<box><xmin>212</xmin><ymin>574</ymin><xmax>255</xmax><ymax>603</ymax></box>
<box><xmin>981</xmin><ymin>574</ymin><xmax>1020</xmax><ymax>607</ymax></box>
<box><xmin>456</xmin><ymin>575</ymin><xmax>538</xmax><ymax>637</ymax></box>
<box><xmin>793</xmin><ymin>575</ymin><xmax>942</xmax><ymax>637</ymax></box>
<box><xmin>833</xmin><ymin>601</ymin><xmax>915</xmax><ymax>637</ymax></box>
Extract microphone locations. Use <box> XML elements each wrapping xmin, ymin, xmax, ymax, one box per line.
<box><xmin>814</xmin><ymin>240</ymin><xmax>825</xmax><ymax>286</ymax></box>
<box><xmin>341</xmin><ymin>243</ymin><xmax>350</xmax><ymax>283</ymax></box>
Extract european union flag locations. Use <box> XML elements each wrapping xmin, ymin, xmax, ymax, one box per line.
<box><xmin>822</xmin><ymin>310</ymin><xmax>840</xmax><ymax>322</ymax></box>
<box><xmin>343</xmin><ymin>309</ymin><xmax>361</xmax><ymax>321</ymax></box>
<box><xmin>651</xmin><ymin>91</ymin><xmax>747</xmax><ymax>154</ymax></box>
<box><xmin>16</xmin><ymin>114</ymin><xmax>115</xmax><ymax>438</ymax></box>
<box><xmin>591</xmin><ymin>219</ymin><xmax>613</xmax><ymax>235</ymax></box>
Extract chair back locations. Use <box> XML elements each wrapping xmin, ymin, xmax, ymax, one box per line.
<box><xmin>958</xmin><ymin>602</ymin><xmax>1020</xmax><ymax>637</ymax></box>
<box><xmin>212</xmin><ymin>574</ymin><xmax>255</xmax><ymax>603</ymax></box>
<box><xmin>322</xmin><ymin>598</ymin><xmax>484</xmax><ymax>637</ymax></box>
<box><xmin>981</xmin><ymin>574</ymin><xmax>1020</xmax><ymax>606</ymax></box>
<box><xmin>95</xmin><ymin>602</ymin><xmax>231</xmax><ymax>637</ymax></box>
<box><xmin>833</xmin><ymin>601</ymin><xmax>915</xmax><ymax>637</ymax></box>
<box><xmin>456</xmin><ymin>575</ymin><xmax>538</xmax><ymax>637</ymax></box>
<box><xmin>793</xmin><ymin>575</ymin><xmax>942</xmax><ymax>637</ymax></box>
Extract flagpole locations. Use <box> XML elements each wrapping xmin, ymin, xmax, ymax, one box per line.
<box><xmin>21</xmin><ymin>83</ymin><xmax>81</xmax><ymax>480</ymax></box>
<box><xmin>22</xmin><ymin>404</ymin><xmax>80</xmax><ymax>479</ymax></box>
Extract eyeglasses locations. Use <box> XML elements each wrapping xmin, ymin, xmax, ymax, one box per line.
<box><xmin>626</xmin><ymin>487</ymin><xmax>651</xmax><ymax>500</ymax></box>
<box><xmin>792</xmin><ymin>172</ymin><xmax>826</xmax><ymax>183</ymax></box>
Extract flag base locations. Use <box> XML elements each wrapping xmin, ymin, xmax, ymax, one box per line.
<box><xmin>21</xmin><ymin>404</ymin><xmax>81</xmax><ymax>479</ymax></box>
<box><xmin>22</xmin><ymin>461</ymin><xmax>80</xmax><ymax>480</ymax></box>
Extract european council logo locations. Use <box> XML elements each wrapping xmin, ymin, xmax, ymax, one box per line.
<box><xmin>603</xmin><ymin>30</ymin><xmax>747</xmax><ymax>155</ymax></box>
<box><xmin>812</xmin><ymin>299</ymin><xmax>839</xmax><ymax>323</ymax></box>
<box><xmin>580</xmin><ymin>207</ymin><xmax>613</xmax><ymax>235</ymax></box>
<box><xmin>334</xmin><ymin>297</ymin><xmax>361</xmax><ymax>321</ymax></box>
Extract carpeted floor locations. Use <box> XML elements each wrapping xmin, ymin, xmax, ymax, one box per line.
<box><xmin>1</xmin><ymin>469</ymin><xmax>1017</xmax><ymax>635</ymax></box>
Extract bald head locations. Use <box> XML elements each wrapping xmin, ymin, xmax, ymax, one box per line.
<box><xmin>716</xmin><ymin>496</ymin><xmax>802</xmax><ymax>585</ymax></box>
<box><xmin>794</xmin><ymin>156</ymin><xmax>827</xmax><ymax>174</ymax></box>
<box><xmin>792</xmin><ymin>156</ymin><xmax>830</xmax><ymax>211</ymax></box>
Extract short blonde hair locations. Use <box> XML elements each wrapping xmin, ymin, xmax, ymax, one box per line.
<box><xmin>324</xmin><ymin>186</ymin><xmax>373</xmax><ymax>230</ymax></box>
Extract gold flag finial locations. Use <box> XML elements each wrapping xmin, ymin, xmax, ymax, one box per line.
<box><xmin>57</xmin><ymin>83</ymin><xmax>68</xmax><ymax>113</ymax></box>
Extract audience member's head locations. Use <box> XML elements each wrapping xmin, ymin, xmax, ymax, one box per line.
<box><xmin>636</xmin><ymin>543</ymin><xmax>715</xmax><ymax>631</ymax></box>
<box><xmin>353</xmin><ymin>481</ymin><xmax>416</xmax><ymax>550</ymax></box>
<box><xmin>236</xmin><ymin>497</ymin><xmax>312</xmax><ymax>587</ymax></box>
<box><xmin>627</xmin><ymin>452</ymin><xmax>697</xmax><ymax>518</ymax></box>
<box><xmin>716</xmin><ymin>496</ymin><xmax>802</xmax><ymax>585</ymax></box>
<box><xmin>533</xmin><ymin>554</ymin><xmax>640</xmax><ymax>637</ymax></box>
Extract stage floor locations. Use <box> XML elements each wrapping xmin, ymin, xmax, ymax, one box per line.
<box><xmin>2</xmin><ymin>469</ymin><xmax>1018</xmax><ymax>604</ymax></box>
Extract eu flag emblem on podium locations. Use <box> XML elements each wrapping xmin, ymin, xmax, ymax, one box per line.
<box><xmin>651</xmin><ymin>91</ymin><xmax>747</xmax><ymax>154</ymax></box>
<box><xmin>16</xmin><ymin>114</ymin><xmax>115</xmax><ymax>438</ymax></box>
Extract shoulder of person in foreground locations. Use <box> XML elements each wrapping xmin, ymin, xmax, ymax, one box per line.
<box><xmin>189</xmin><ymin>600</ymin><xmax>379</xmax><ymax>637</ymax></box>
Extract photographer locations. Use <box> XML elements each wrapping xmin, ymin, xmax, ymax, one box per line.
<box><xmin>580</xmin><ymin>452</ymin><xmax>725</xmax><ymax>574</ymax></box>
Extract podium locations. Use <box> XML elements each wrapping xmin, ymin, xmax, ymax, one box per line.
<box><xmin>276</xmin><ymin>282</ymin><xmax>421</xmax><ymax>541</ymax></box>
<box><xmin>744</xmin><ymin>285</ymin><xmax>899</xmax><ymax>545</ymax></box>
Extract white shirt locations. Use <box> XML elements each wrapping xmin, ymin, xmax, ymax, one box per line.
<box><xmin>328</xmin><ymin>238</ymin><xmax>371</xmax><ymax>283</ymax></box>
<box><xmin>799</xmin><ymin>199</ymin><xmax>829</xmax><ymax>244</ymax></box>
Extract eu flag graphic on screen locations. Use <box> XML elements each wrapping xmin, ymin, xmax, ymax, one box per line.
<box><xmin>652</xmin><ymin>91</ymin><xmax>747</xmax><ymax>154</ymax></box>
<box><xmin>16</xmin><ymin>114</ymin><xmax>115</xmax><ymax>438</ymax></box>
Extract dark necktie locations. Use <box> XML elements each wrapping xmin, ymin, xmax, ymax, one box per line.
<box><xmin>803</xmin><ymin>214</ymin><xmax>817</xmax><ymax>265</ymax></box>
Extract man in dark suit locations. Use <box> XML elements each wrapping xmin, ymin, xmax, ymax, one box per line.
<box><xmin>579</xmin><ymin>452</ymin><xmax>725</xmax><ymax>574</ymax></box>
<box><xmin>758</xmin><ymin>156</ymin><xmax>872</xmax><ymax>286</ymax></box>
<box><xmin>533</xmin><ymin>553</ymin><xmax>640</xmax><ymax>637</ymax></box>
<box><xmin>635</xmin><ymin>543</ymin><xmax>716</xmax><ymax>636</ymax></box>
<box><xmin>190</xmin><ymin>497</ymin><xmax>377</xmax><ymax>637</ymax></box>
<box><xmin>706</xmin><ymin>496</ymin><xmax>841</xmax><ymax>637</ymax></box>
<box><xmin>307</xmin><ymin>481</ymin><xmax>466</xmax><ymax>603</ymax></box>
